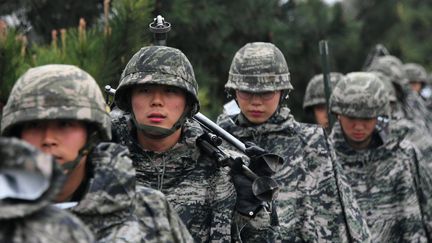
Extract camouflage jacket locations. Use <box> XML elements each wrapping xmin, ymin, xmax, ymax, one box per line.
<box><xmin>217</xmin><ymin>107</ymin><xmax>371</xmax><ymax>242</ymax></box>
<box><xmin>112</xmin><ymin>113</ymin><xmax>277</xmax><ymax>242</ymax></box>
<box><xmin>330</xmin><ymin>122</ymin><xmax>432</xmax><ymax>242</ymax></box>
<box><xmin>69</xmin><ymin>142</ymin><xmax>193</xmax><ymax>242</ymax></box>
<box><xmin>390</xmin><ymin>116</ymin><xmax>432</xmax><ymax>169</ymax></box>
<box><xmin>0</xmin><ymin>137</ymin><xmax>94</xmax><ymax>243</ymax></box>
<box><xmin>394</xmin><ymin>87</ymin><xmax>432</xmax><ymax>135</ymax></box>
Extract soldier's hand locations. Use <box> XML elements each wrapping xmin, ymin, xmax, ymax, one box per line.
<box><xmin>244</xmin><ymin>141</ymin><xmax>267</xmax><ymax>157</ymax></box>
<box><xmin>230</xmin><ymin>157</ymin><xmax>266</xmax><ymax>218</ymax></box>
<box><xmin>244</xmin><ymin>141</ymin><xmax>283</xmax><ymax>177</ymax></box>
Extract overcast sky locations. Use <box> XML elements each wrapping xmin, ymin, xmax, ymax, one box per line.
<box><xmin>323</xmin><ymin>0</ymin><xmax>342</xmax><ymax>4</ymax></box>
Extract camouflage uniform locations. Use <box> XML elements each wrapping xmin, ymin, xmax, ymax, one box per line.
<box><xmin>1</xmin><ymin>64</ymin><xmax>193</xmax><ymax>243</ymax></box>
<box><xmin>0</xmin><ymin>137</ymin><xmax>94</xmax><ymax>243</ymax></box>
<box><xmin>302</xmin><ymin>72</ymin><xmax>345</xmax><ymax>111</ymax></box>
<box><xmin>217</xmin><ymin>42</ymin><xmax>371</xmax><ymax>242</ymax></box>
<box><xmin>404</xmin><ymin>63</ymin><xmax>432</xmax><ymax>110</ymax></box>
<box><xmin>329</xmin><ymin>72</ymin><xmax>432</xmax><ymax>242</ymax></box>
<box><xmin>112</xmin><ymin>46</ymin><xmax>276</xmax><ymax>242</ymax></box>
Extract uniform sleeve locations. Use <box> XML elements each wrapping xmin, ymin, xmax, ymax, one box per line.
<box><xmin>407</xmin><ymin>144</ymin><xmax>432</xmax><ymax>238</ymax></box>
<box><xmin>36</xmin><ymin>207</ymin><xmax>95</xmax><ymax>243</ymax></box>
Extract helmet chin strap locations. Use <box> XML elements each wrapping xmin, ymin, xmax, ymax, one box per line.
<box><xmin>132</xmin><ymin>107</ymin><xmax>190</xmax><ymax>139</ymax></box>
<box><xmin>61</xmin><ymin>131</ymin><xmax>99</xmax><ymax>173</ymax></box>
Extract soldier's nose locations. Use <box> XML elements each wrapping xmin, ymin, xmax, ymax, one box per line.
<box><xmin>42</xmin><ymin>127</ymin><xmax>58</xmax><ymax>149</ymax></box>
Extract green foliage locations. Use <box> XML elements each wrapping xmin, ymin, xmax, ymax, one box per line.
<box><xmin>159</xmin><ymin>0</ymin><xmax>281</xmax><ymax>118</ymax></box>
<box><xmin>157</xmin><ymin>0</ymin><xmax>362</xmax><ymax>120</ymax></box>
<box><xmin>0</xmin><ymin>29</ymin><xmax>30</xmax><ymax>104</ymax></box>
<box><xmin>274</xmin><ymin>0</ymin><xmax>362</xmax><ymax>121</ymax></box>
<box><xmin>0</xmin><ymin>0</ymin><xmax>153</xmax><ymax>107</ymax></box>
<box><xmin>353</xmin><ymin>0</ymin><xmax>432</xmax><ymax>70</ymax></box>
<box><xmin>1</xmin><ymin>0</ymin><xmax>432</xmax><ymax>121</ymax></box>
<box><xmin>1</xmin><ymin>0</ymin><xmax>102</xmax><ymax>43</ymax></box>
<box><xmin>106</xmin><ymin>0</ymin><xmax>154</xmax><ymax>87</ymax></box>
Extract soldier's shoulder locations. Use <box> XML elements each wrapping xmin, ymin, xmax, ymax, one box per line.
<box><xmin>133</xmin><ymin>186</ymin><xmax>171</xmax><ymax>217</ymax></box>
<box><xmin>88</xmin><ymin>142</ymin><xmax>135</xmax><ymax>183</ymax></box>
<box><xmin>93</xmin><ymin>142</ymin><xmax>130</xmax><ymax>156</ymax></box>
<box><xmin>288</xmin><ymin>122</ymin><xmax>335</xmax><ymax>159</ymax></box>
<box><xmin>111</xmin><ymin>109</ymin><xmax>132</xmax><ymax>131</ymax></box>
<box><xmin>31</xmin><ymin>206</ymin><xmax>94</xmax><ymax>241</ymax></box>
<box><xmin>136</xmin><ymin>185</ymin><xmax>166</xmax><ymax>200</ymax></box>
<box><xmin>216</xmin><ymin>112</ymin><xmax>235</xmax><ymax>125</ymax></box>
<box><xmin>294</xmin><ymin>121</ymin><xmax>328</xmax><ymax>144</ymax></box>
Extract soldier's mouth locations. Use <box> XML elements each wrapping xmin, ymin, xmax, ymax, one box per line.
<box><xmin>148</xmin><ymin>113</ymin><xmax>166</xmax><ymax>122</ymax></box>
<box><xmin>249</xmin><ymin>110</ymin><xmax>263</xmax><ymax>117</ymax></box>
<box><xmin>352</xmin><ymin>133</ymin><xmax>365</xmax><ymax>140</ymax></box>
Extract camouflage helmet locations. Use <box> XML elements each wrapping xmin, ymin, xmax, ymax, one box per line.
<box><xmin>373</xmin><ymin>55</ymin><xmax>403</xmax><ymax>69</ymax></box>
<box><xmin>1</xmin><ymin>64</ymin><xmax>111</xmax><ymax>140</ymax></box>
<box><xmin>403</xmin><ymin>63</ymin><xmax>428</xmax><ymax>83</ymax></box>
<box><xmin>367</xmin><ymin>55</ymin><xmax>408</xmax><ymax>87</ymax></box>
<box><xmin>330</xmin><ymin>72</ymin><xmax>389</xmax><ymax>118</ymax></box>
<box><xmin>303</xmin><ymin>72</ymin><xmax>345</xmax><ymax>110</ymax></box>
<box><xmin>115</xmin><ymin>46</ymin><xmax>199</xmax><ymax>116</ymax></box>
<box><xmin>225</xmin><ymin>42</ymin><xmax>293</xmax><ymax>93</ymax></box>
<box><xmin>370</xmin><ymin>71</ymin><xmax>397</xmax><ymax>103</ymax></box>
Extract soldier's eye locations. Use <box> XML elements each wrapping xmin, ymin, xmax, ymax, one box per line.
<box><xmin>165</xmin><ymin>87</ymin><xmax>181</xmax><ymax>94</ymax></box>
<box><xmin>136</xmin><ymin>87</ymin><xmax>150</xmax><ymax>93</ymax></box>
<box><xmin>58</xmin><ymin>120</ymin><xmax>76</xmax><ymax>128</ymax></box>
<box><xmin>23</xmin><ymin>121</ymin><xmax>43</xmax><ymax>129</ymax></box>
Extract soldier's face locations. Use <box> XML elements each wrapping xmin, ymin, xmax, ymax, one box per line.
<box><xmin>235</xmin><ymin>90</ymin><xmax>281</xmax><ymax>124</ymax></box>
<box><xmin>409</xmin><ymin>81</ymin><xmax>423</xmax><ymax>93</ymax></box>
<box><xmin>131</xmin><ymin>84</ymin><xmax>186</xmax><ymax>129</ymax></box>
<box><xmin>313</xmin><ymin>104</ymin><xmax>328</xmax><ymax>128</ymax></box>
<box><xmin>338</xmin><ymin>115</ymin><xmax>377</xmax><ymax>149</ymax></box>
<box><xmin>20</xmin><ymin>120</ymin><xmax>88</xmax><ymax>202</ymax></box>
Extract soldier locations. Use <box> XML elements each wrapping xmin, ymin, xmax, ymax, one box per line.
<box><xmin>367</xmin><ymin>55</ymin><xmax>432</xmax><ymax>131</ymax></box>
<box><xmin>403</xmin><ymin>63</ymin><xmax>428</xmax><ymax>94</ymax></box>
<box><xmin>111</xmin><ymin>45</ymin><xmax>278</xmax><ymax>242</ymax></box>
<box><xmin>0</xmin><ymin>137</ymin><xmax>94</xmax><ymax>242</ymax></box>
<box><xmin>1</xmin><ymin>64</ymin><xmax>193</xmax><ymax>242</ymax></box>
<box><xmin>217</xmin><ymin>42</ymin><xmax>371</xmax><ymax>242</ymax></box>
<box><xmin>302</xmin><ymin>72</ymin><xmax>345</xmax><ymax>128</ymax></box>
<box><xmin>329</xmin><ymin>71</ymin><xmax>432</xmax><ymax>241</ymax></box>
<box><xmin>403</xmin><ymin>63</ymin><xmax>432</xmax><ymax>112</ymax></box>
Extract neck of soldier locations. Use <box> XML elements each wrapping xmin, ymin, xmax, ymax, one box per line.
<box><xmin>346</xmin><ymin>136</ymin><xmax>372</xmax><ymax>150</ymax></box>
<box><xmin>55</xmin><ymin>156</ymin><xmax>87</xmax><ymax>202</ymax></box>
<box><xmin>137</xmin><ymin>128</ymin><xmax>182</xmax><ymax>152</ymax></box>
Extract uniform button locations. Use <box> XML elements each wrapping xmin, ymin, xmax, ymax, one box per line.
<box><xmin>249</xmin><ymin>211</ymin><xmax>254</xmax><ymax>216</ymax></box>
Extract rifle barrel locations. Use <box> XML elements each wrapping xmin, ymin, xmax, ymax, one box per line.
<box><xmin>193</xmin><ymin>112</ymin><xmax>246</xmax><ymax>152</ymax></box>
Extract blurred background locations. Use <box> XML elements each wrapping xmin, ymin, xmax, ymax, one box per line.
<box><xmin>1</xmin><ymin>0</ymin><xmax>431</xmax><ymax>121</ymax></box>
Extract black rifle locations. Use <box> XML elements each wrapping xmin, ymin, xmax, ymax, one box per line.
<box><xmin>193</xmin><ymin>113</ymin><xmax>281</xmax><ymax>202</ymax></box>
<box><xmin>149</xmin><ymin>15</ymin><xmax>171</xmax><ymax>46</ymax></box>
<box><xmin>319</xmin><ymin>40</ymin><xmax>335</xmax><ymax>130</ymax></box>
